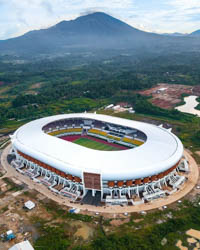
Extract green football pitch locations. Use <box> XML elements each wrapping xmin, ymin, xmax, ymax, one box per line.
<box><xmin>73</xmin><ymin>137</ymin><xmax>119</xmax><ymax>151</ymax></box>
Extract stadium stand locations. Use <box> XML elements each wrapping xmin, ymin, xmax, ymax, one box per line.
<box><xmin>122</xmin><ymin>137</ymin><xmax>144</xmax><ymax>146</ymax></box>
<box><xmin>48</xmin><ymin>128</ymin><xmax>82</xmax><ymax>136</ymax></box>
<box><xmin>88</xmin><ymin>128</ymin><xmax>107</xmax><ymax>137</ymax></box>
<box><xmin>107</xmin><ymin>134</ymin><xmax>121</xmax><ymax>141</ymax></box>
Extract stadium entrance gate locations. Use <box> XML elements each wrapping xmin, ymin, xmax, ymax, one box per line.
<box><xmin>82</xmin><ymin>172</ymin><xmax>102</xmax><ymax>205</ymax></box>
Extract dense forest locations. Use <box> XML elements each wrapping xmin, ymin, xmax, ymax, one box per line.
<box><xmin>1</xmin><ymin>51</ymin><xmax>200</xmax><ymax>124</ymax></box>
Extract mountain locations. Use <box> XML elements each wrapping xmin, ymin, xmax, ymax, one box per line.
<box><xmin>190</xmin><ymin>29</ymin><xmax>200</xmax><ymax>36</ymax></box>
<box><xmin>0</xmin><ymin>12</ymin><xmax>199</xmax><ymax>57</ymax></box>
<box><xmin>0</xmin><ymin>12</ymin><xmax>157</xmax><ymax>56</ymax></box>
<box><xmin>161</xmin><ymin>32</ymin><xmax>188</xmax><ymax>36</ymax></box>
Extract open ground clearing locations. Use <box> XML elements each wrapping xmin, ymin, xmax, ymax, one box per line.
<box><xmin>139</xmin><ymin>83</ymin><xmax>194</xmax><ymax>109</ymax></box>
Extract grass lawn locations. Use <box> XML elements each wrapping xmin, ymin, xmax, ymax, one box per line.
<box><xmin>73</xmin><ymin>137</ymin><xmax>119</xmax><ymax>151</ymax></box>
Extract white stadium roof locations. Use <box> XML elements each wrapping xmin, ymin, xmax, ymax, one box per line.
<box><xmin>12</xmin><ymin>113</ymin><xmax>183</xmax><ymax>181</ymax></box>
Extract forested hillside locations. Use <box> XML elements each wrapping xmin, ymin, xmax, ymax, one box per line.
<box><xmin>0</xmin><ymin>51</ymin><xmax>200</xmax><ymax>124</ymax></box>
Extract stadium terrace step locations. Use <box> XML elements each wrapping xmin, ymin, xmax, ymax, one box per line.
<box><xmin>81</xmin><ymin>190</ymin><xmax>101</xmax><ymax>206</ymax></box>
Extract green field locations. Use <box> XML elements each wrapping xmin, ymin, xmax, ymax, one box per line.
<box><xmin>73</xmin><ymin>137</ymin><xmax>119</xmax><ymax>151</ymax></box>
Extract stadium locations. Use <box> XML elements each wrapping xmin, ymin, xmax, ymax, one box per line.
<box><xmin>10</xmin><ymin>113</ymin><xmax>189</xmax><ymax>206</ymax></box>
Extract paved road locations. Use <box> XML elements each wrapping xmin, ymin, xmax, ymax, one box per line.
<box><xmin>1</xmin><ymin>144</ymin><xmax>199</xmax><ymax>214</ymax></box>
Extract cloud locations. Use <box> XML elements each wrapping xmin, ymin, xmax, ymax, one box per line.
<box><xmin>0</xmin><ymin>0</ymin><xmax>200</xmax><ymax>39</ymax></box>
<box><xmin>123</xmin><ymin>0</ymin><xmax>200</xmax><ymax>33</ymax></box>
<box><xmin>0</xmin><ymin>0</ymin><xmax>135</xmax><ymax>39</ymax></box>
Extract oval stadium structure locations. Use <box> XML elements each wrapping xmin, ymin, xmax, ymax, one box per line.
<box><xmin>10</xmin><ymin>113</ymin><xmax>189</xmax><ymax>206</ymax></box>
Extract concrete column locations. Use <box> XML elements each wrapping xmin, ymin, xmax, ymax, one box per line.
<box><xmin>128</xmin><ymin>187</ymin><xmax>130</xmax><ymax>198</ymax></box>
<box><xmin>92</xmin><ymin>189</ymin><xmax>96</xmax><ymax>197</ymax></box>
<box><xmin>41</xmin><ymin>168</ymin><xmax>45</xmax><ymax>176</ymax></box>
<box><xmin>183</xmin><ymin>159</ymin><xmax>189</xmax><ymax>172</ymax></box>
<box><xmin>159</xmin><ymin>179</ymin><xmax>162</xmax><ymax>189</ymax></box>
<box><xmin>83</xmin><ymin>187</ymin><xmax>86</xmax><ymax>196</ymax></box>
<box><xmin>58</xmin><ymin>177</ymin><xmax>61</xmax><ymax>185</ymax></box>
<box><xmin>163</xmin><ymin>177</ymin><xmax>167</xmax><ymax>186</ymax></box>
<box><xmin>101</xmin><ymin>189</ymin><xmax>103</xmax><ymax>200</ymax></box>
<box><xmin>119</xmin><ymin>188</ymin><xmax>122</xmax><ymax>198</ymax></box>
<box><xmin>136</xmin><ymin>185</ymin><xmax>139</xmax><ymax>197</ymax></box>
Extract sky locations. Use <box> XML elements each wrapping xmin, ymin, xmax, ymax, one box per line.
<box><xmin>1</xmin><ymin>0</ymin><xmax>200</xmax><ymax>40</ymax></box>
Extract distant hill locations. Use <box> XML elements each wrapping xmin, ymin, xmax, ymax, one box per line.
<box><xmin>161</xmin><ymin>32</ymin><xmax>188</xmax><ymax>36</ymax></box>
<box><xmin>0</xmin><ymin>12</ymin><xmax>199</xmax><ymax>57</ymax></box>
<box><xmin>190</xmin><ymin>29</ymin><xmax>200</xmax><ymax>36</ymax></box>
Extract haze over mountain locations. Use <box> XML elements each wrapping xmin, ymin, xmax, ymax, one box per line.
<box><xmin>0</xmin><ymin>12</ymin><xmax>200</xmax><ymax>57</ymax></box>
<box><xmin>190</xmin><ymin>30</ymin><xmax>200</xmax><ymax>36</ymax></box>
<box><xmin>161</xmin><ymin>32</ymin><xmax>188</xmax><ymax>37</ymax></box>
<box><xmin>161</xmin><ymin>30</ymin><xmax>200</xmax><ymax>37</ymax></box>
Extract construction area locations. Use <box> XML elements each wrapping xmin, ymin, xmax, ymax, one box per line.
<box><xmin>139</xmin><ymin>83</ymin><xmax>200</xmax><ymax>109</ymax></box>
<box><xmin>0</xmin><ymin>145</ymin><xmax>199</xmax><ymax>249</ymax></box>
<box><xmin>0</xmin><ymin>176</ymin><xmax>97</xmax><ymax>249</ymax></box>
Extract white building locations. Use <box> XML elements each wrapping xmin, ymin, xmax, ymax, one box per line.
<box><xmin>9</xmin><ymin>240</ymin><xmax>34</xmax><ymax>250</ymax></box>
<box><xmin>24</xmin><ymin>200</ymin><xmax>35</xmax><ymax>210</ymax></box>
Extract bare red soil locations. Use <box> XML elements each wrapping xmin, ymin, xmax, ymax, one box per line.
<box><xmin>139</xmin><ymin>83</ymin><xmax>194</xmax><ymax>109</ymax></box>
<box><xmin>192</xmin><ymin>85</ymin><xmax>200</xmax><ymax>96</ymax></box>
